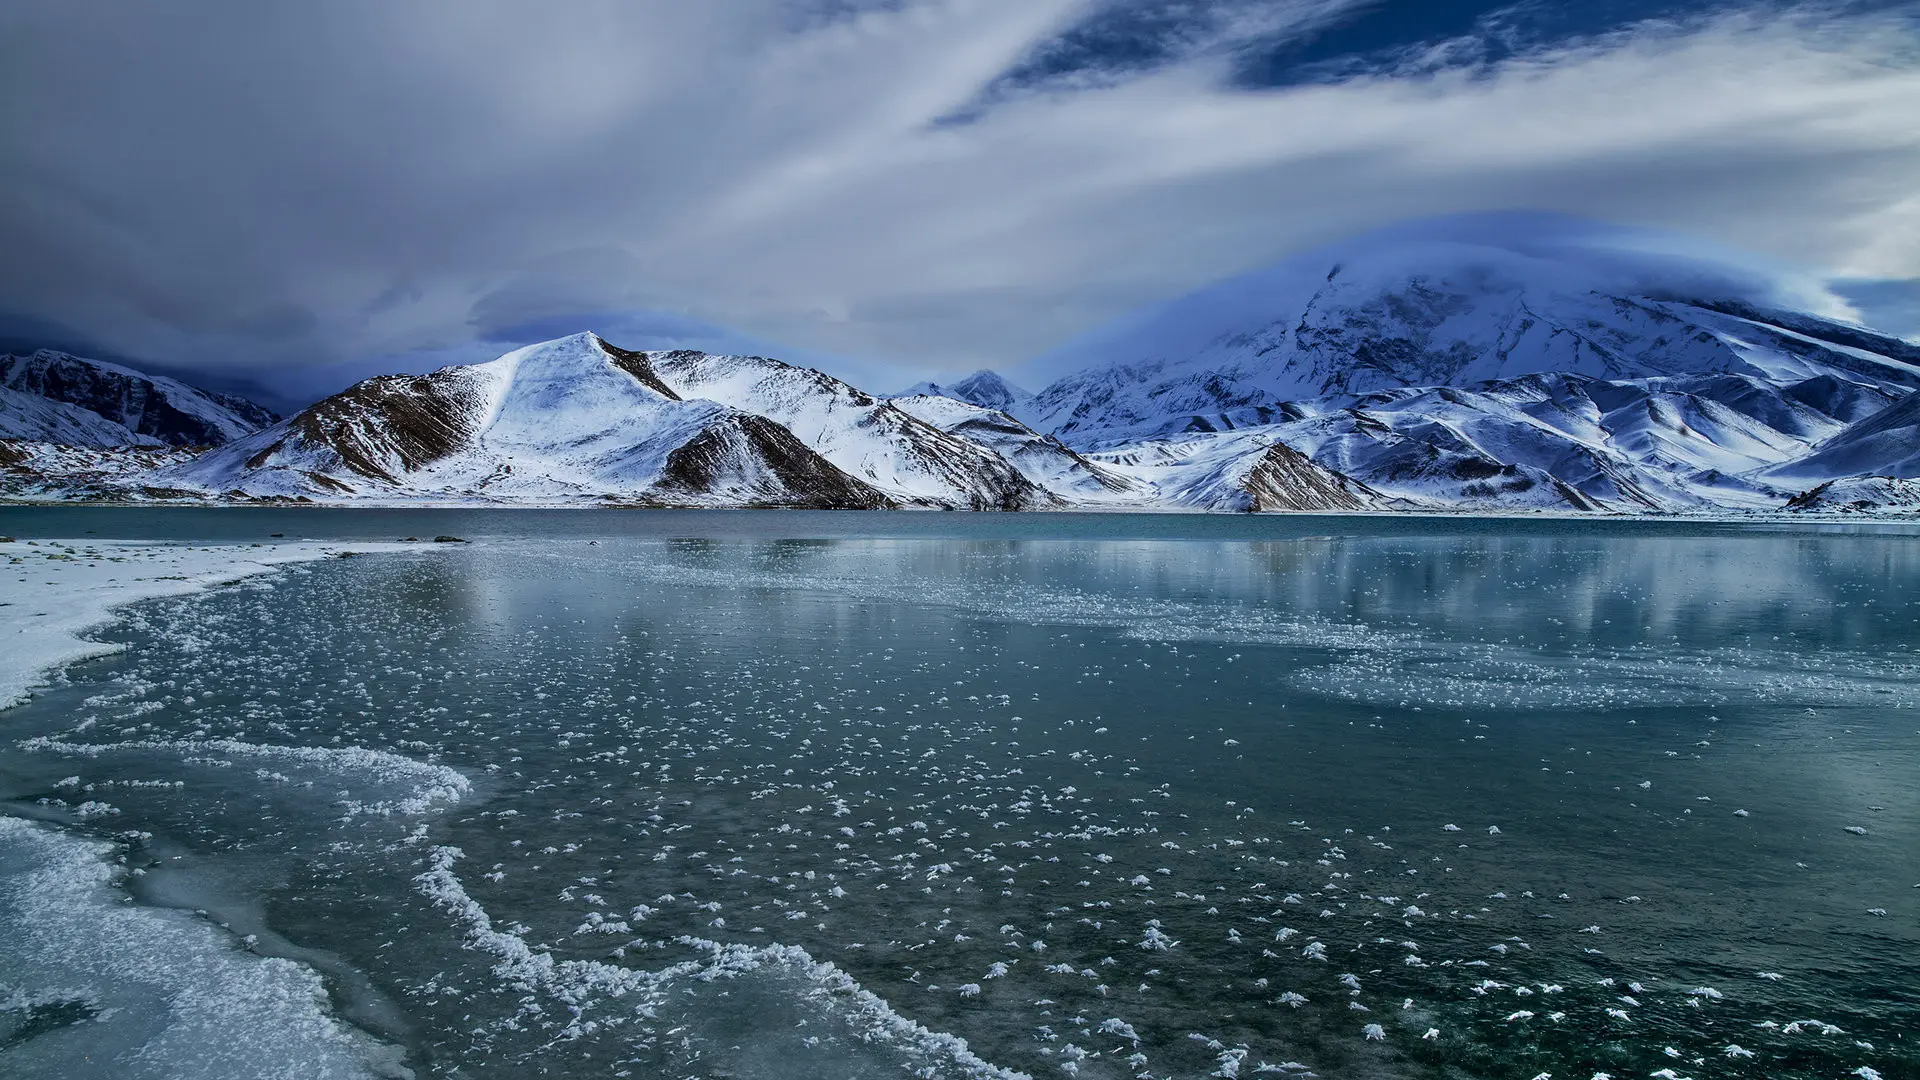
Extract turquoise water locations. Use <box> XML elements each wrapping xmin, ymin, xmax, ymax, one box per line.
<box><xmin>1</xmin><ymin>510</ymin><xmax>1915</xmax><ymax>1079</ymax></box>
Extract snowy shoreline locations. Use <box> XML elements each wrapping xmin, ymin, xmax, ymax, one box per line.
<box><xmin>0</xmin><ymin>537</ymin><xmax>419</xmax><ymax>711</ymax></box>
<box><xmin>6</xmin><ymin>495</ymin><xmax>1918</xmax><ymax>522</ymax></box>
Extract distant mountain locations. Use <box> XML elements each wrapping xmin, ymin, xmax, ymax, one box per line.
<box><xmin>1</xmin><ymin>385</ymin><xmax>161</xmax><ymax>447</ymax></box>
<box><xmin>895</xmin><ymin>370</ymin><xmax>1036</xmax><ymax>416</ymax></box>
<box><xmin>0</xmin><ymin>349</ymin><xmax>276</xmax><ymax>447</ymax></box>
<box><xmin>1070</xmin><ymin>361</ymin><xmax>1920</xmax><ymax>514</ymax></box>
<box><xmin>995</xmin><ymin>227</ymin><xmax>1920</xmax><ymax>513</ymax></box>
<box><xmin>166</xmin><ymin>334</ymin><xmax>892</xmax><ymax>508</ymax></box>
<box><xmin>1023</xmin><ymin>238</ymin><xmax>1920</xmax><ymax>451</ymax></box>
<box><xmin>1218</xmin><ymin>370</ymin><xmax>1888</xmax><ymax>511</ymax></box>
<box><xmin>1145</xmin><ymin>433</ymin><xmax>1383</xmax><ymax>512</ymax></box>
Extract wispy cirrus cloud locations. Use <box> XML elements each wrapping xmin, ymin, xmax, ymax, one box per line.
<box><xmin>0</xmin><ymin>0</ymin><xmax>1915</xmax><ymax>401</ymax></box>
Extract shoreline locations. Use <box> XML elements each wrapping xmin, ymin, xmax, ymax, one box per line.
<box><xmin>0</xmin><ymin>538</ymin><xmax>419</xmax><ymax>711</ymax></box>
<box><xmin>4</xmin><ymin>498</ymin><xmax>1915</xmax><ymax>523</ymax></box>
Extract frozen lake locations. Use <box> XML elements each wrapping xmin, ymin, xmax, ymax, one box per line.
<box><xmin>1</xmin><ymin>510</ymin><xmax>1915</xmax><ymax>1079</ymax></box>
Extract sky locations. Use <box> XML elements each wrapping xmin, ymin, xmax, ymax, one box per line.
<box><xmin>2</xmin><ymin>0</ymin><xmax>1918</xmax><ymax>410</ymax></box>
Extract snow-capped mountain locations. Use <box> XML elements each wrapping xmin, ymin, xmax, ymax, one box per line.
<box><xmin>1008</xmin><ymin>223</ymin><xmax>1920</xmax><ymax>512</ymax></box>
<box><xmin>1076</xmin><ymin>359</ymin><xmax>1920</xmax><ymax>514</ymax></box>
<box><xmin>12</xmin><ymin>219</ymin><xmax>1920</xmax><ymax>515</ymax></box>
<box><xmin>1784</xmin><ymin>475</ymin><xmax>1920</xmax><ymax>512</ymax></box>
<box><xmin>648</xmin><ymin>351</ymin><xmax>1051</xmax><ymax>509</ymax></box>
<box><xmin>0</xmin><ymin>349</ymin><xmax>276</xmax><ymax>446</ymax></box>
<box><xmin>1023</xmin><ymin>236</ymin><xmax>1920</xmax><ymax>452</ymax></box>
<box><xmin>894</xmin><ymin>370</ymin><xmax>1036</xmax><ymax>416</ymax></box>
<box><xmin>164</xmin><ymin>334</ymin><xmax>892</xmax><ymax>507</ymax></box>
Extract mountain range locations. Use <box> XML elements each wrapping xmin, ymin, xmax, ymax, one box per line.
<box><xmin>5</xmin><ymin>234</ymin><xmax>1919</xmax><ymax>513</ymax></box>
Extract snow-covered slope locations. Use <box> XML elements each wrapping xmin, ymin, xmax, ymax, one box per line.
<box><xmin>886</xmin><ymin>394</ymin><xmax>1145</xmax><ymax>502</ymax></box>
<box><xmin>164</xmin><ymin>335</ymin><xmax>891</xmax><ymax>507</ymax></box>
<box><xmin>1768</xmin><ymin>392</ymin><xmax>1920</xmax><ymax>481</ymax></box>
<box><xmin>894</xmin><ymin>370</ymin><xmax>1036</xmax><ymax>416</ymax></box>
<box><xmin>0</xmin><ymin>350</ymin><xmax>276</xmax><ymax>446</ymax></box>
<box><xmin>648</xmin><ymin>351</ymin><xmax>1052</xmax><ymax>509</ymax></box>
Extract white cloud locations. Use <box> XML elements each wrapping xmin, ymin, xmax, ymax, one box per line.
<box><xmin>0</xmin><ymin>1</ymin><xmax>1915</xmax><ymax>391</ymax></box>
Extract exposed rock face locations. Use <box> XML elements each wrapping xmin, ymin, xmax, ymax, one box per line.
<box><xmin>596</xmin><ymin>339</ymin><xmax>683</xmax><ymax>400</ymax></box>
<box><xmin>1236</xmin><ymin>441</ymin><xmax>1378</xmax><ymax>511</ymax></box>
<box><xmin>0</xmin><ymin>350</ymin><xmax>275</xmax><ymax>446</ymax></box>
<box><xmin>1149</xmin><ymin>429</ymin><xmax>1384</xmax><ymax>512</ymax></box>
<box><xmin>266</xmin><ymin>368</ymin><xmax>493</xmax><ymax>483</ymax></box>
<box><xmin>1</xmin><ymin>385</ymin><xmax>158</xmax><ymax>447</ymax></box>
<box><xmin>655</xmin><ymin>414</ymin><xmax>894</xmax><ymax>509</ymax></box>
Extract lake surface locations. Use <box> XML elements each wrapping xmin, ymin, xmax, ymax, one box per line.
<box><xmin>2</xmin><ymin>509</ymin><xmax>1915</xmax><ymax>1080</ymax></box>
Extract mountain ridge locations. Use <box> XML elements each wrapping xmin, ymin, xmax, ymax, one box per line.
<box><xmin>5</xmin><ymin>231</ymin><xmax>1920</xmax><ymax>513</ymax></box>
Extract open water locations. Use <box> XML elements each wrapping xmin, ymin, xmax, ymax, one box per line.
<box><xmin>1</xmin><ymin>509</ymin><xmax>1914</xmax><ymax>1079</ymax></box>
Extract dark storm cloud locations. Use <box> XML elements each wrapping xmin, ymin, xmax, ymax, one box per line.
<box><xmin>1</xmin><ymin>0</ymin><xmax>1916</xmax><ymax>401</ymax></box>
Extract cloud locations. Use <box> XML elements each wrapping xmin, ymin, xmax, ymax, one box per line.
<box><xmin>0</xmin><ymin>0</ymin><xmax>1915</xmax><ymax>400</ymax></box>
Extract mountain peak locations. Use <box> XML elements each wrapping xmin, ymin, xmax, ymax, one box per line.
<box><xmin>891</xmin><ymin>369</ymin><xmax>1034</xmax><ymax>416</ymax></box>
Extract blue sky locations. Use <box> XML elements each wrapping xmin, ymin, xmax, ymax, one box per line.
<box><xmin>999</xmin><ymin>1</ymin><xmax>1917</xmax><ymax>90</ymax></box>
<box><xmin>1</xmin><ymin>1</ymin><xmax>1916</xmax><ymax>407</ymax></box>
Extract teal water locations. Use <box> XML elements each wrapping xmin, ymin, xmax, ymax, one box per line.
<box><xmin>1</xmin><ymin>510</ymin><xmax>1915</xmax><ymax>1080</ymax></box>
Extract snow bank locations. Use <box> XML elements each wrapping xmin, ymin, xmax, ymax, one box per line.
<box><xmin>0</xmin><ymin>538</ymin><xmax>418</xmax><ymax>710</ymax></box>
